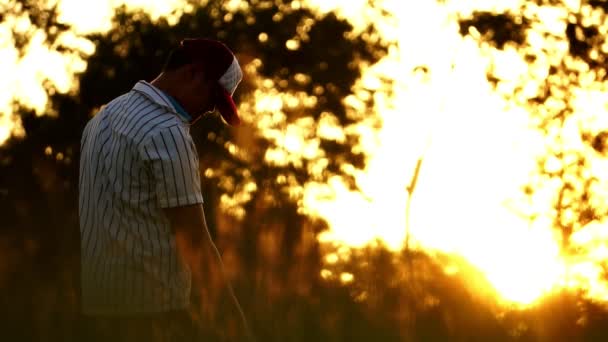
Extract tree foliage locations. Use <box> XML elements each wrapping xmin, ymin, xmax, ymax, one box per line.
<box><xmin>457</xmin><ymin>1</ymin><xmax>608</xmax><ymax>254</ymax></box>
<box><xmin>1</xmin><ymin>0</ymin><xmax>69</xmax><ymax>53</ymax></box>
<box><xmin>3</xmin><ymin>0</ymin><xmax>608</xmax><ymax>340</ymax></box>
<box><xmin>0</xmin><ymin>0</ymin><xmax>392</xmax><ymax>340</ymax></box>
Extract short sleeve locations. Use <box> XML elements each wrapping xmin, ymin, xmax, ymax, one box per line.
<box><xmin>140</xmin><ymin>126</ymin><xmax>203</xmax><ymax>208</ymax></box>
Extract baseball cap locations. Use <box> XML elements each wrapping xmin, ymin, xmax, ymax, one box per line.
<box><xmin>180</xmin><ymin>38</ymin><xmax>243</xmax><ymax>125</ymax></box>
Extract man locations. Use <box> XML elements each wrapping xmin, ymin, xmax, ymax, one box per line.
<box><xmin>78</xmin><ymin>38</ymin><xmax>243</xmax><ymax>341</ymax></box>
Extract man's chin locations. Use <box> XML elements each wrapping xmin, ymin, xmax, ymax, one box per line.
<box><xmin>198</xmin><ymin>107</ymin><xmax>215</xmax><ymax>116</ymax></box>
<box><xmin>189</xmin><ymin>110</ymin><xmax>214</xmax><ymax>124</ymax></box>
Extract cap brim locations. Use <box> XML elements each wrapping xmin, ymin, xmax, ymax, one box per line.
<box><xmin>216</xmin><ymin>87</ymin><xmax>240</xmax><ymax>126</ymax></box>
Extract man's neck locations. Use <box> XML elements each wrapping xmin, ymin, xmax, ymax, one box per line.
<box><xmin>150</xmin><ymin>74</ymin><xmax>176</xmax><ymax>97</ymax></box>
<box><xmin>150</xmin><ymin>74</ymin><xmax>193</xmax><ymax>122</ymax></box>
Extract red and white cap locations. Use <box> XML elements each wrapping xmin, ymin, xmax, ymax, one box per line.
<box><xmin>180</xmin><ymin>38</ymin><xmax>243</xmax><ymax>125</ymax></box>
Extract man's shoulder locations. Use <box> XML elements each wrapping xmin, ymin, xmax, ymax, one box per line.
<box><xmin>134</xmin><ymin>115</ymin><xmax>191</xmax><ymax>151</ymax></box>
<box><xmin>100</xmin><ymin>92</ymin><xmax>134</xmax><ymax>112</ymax></box>
<box><xmin>107</xmin><ymin>89</ymin><xmax>183</xmax><ymax>139</ymax></box>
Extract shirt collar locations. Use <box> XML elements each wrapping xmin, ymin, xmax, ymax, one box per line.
<box><xmin>163</xmin><ymin>92</ymin><xmax>192</xmax><ymax>122</ymax></box>
<box><xmin>132</xmin><ymin>81</ymin><xmax>192</xmax><ymax>123</ymax></box>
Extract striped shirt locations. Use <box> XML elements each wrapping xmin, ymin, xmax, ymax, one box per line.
<box><xmin>79</xmin><ymin>81</ymin><xmax>203</xmax><ymax>315</ymax></box>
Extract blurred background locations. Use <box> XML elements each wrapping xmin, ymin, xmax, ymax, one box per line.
<box><xmin>2</xmin><ymin>0</ymin><xmax>608</xmax><ymax>341</ymax></box>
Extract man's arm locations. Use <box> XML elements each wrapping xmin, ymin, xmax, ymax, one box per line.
<box><xmin>164</xmin><ymin>204</ymin><xmax>224</xmax><ymax>330</ymax></box>
<box><xmin>163</xmin><ymin>203</ymin><xmax>217</xmax><ymax>289</ymax></box>
<box><xmin>164</xmin><ymin>204</ymin><xmax>255</xmax><ymax>341</ymax></box>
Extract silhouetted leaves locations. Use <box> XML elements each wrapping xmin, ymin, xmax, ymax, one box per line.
<box><xmin>0</xmin><ymin>0</ymin><xmax>391</xmax><ymax>340</ymax></box>
<box><xmin>457</xmin><ymin>6</ymin><xmax>608</xmax><ymax>339</ymax></box>
<box><xmin>2</xmin><ymin>0</ymin><xmax>72</xmax><ymax>56</ymax></box>
<box><xmin>459</xmin><ymin>11</ymin><xmax>529</xmax><ymax>49</ymax></box>
<box><xmin>589</xmin><ymin>0</ymin><xmax>608</xmax><ymax>11</ymax></box>
<box><xmin>4</xmin><ymin>0</ymin><xmax>608</xmax><ymax>340</ymax></box>
<box><xmin>457</xmin><ymin>1</ymin><xmax>608</xmax><ymax>251</ymax></box>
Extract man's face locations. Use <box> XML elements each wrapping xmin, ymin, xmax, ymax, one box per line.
<box><xmin>193</xmin><ymin>74</ymin><xmax>215</xmax><ymax>115</ymax></box>
<box><xmin>181</xmin><ymin>64</ymin><xmax>216</xmax><ymax>117</ymax></box>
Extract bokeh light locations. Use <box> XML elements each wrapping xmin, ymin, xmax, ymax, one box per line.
<box><xmin>4</xmin><ymin>0</ymin><xmax>608</xmax><ymax>308</ymax></box>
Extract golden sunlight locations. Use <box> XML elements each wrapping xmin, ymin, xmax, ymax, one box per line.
<box><xmin>0</xmin><ymin>0</ymin><xmax>178</xmax><ymax>144</ymax></box>
<box><xmin>4</xmin><ymin>0</ymin><xmax>608</xmax><ymax>307</ymax></box>
<box><xmin>302</xmin><ymin>0</ymin><xmax>608</xmax><ymax>306</ymax></box>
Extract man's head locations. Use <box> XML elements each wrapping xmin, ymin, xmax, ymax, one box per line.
<box><xmin>159</xmin><ymin>38</ymin><xmax>243</xmax><ymax>125</ymax></box>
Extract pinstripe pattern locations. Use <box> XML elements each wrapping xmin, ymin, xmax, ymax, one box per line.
<box><xmin>79</xmin><ymin>81</ymin><xmax>203</xmax><ymax>315</ymax></box>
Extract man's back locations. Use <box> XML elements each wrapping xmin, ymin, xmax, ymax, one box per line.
<box><xmin>79</xmin><ymin>82</ymin><xmax>203</xmax><ymax>315</ymax></box>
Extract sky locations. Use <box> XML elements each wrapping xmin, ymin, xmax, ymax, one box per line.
<box><xmin>2</xmin><ymin>0</ymin><xmax>608</xmax><ymax>306</ymax></box>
